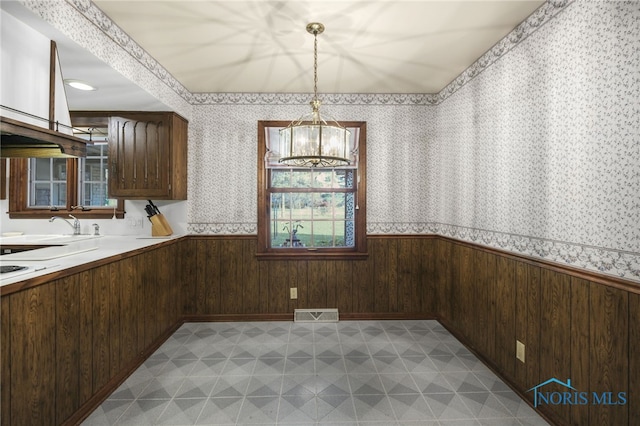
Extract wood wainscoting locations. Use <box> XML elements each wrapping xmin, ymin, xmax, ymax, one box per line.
<box><xmin>181</xmin><ymin>235</ymin><xmax>639</xmax><ymax>426</ymax></box>
<box><xmin>432</xmin><ymin>237</ymin><xmax>639</xmax><ymax>426</ymax></box>
<box><xmin>181</xmin><ymin>235</ymin><xmax>439</xmax><ymax>320</ymax></box>
<box><xmin>2</xmin><ymin>234</ymin><xmax>637</xmax><ymax>425</ymax></box>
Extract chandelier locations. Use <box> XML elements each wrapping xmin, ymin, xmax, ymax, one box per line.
<box><xmin>279</xmin><ymin>23</ymin><xmax>351</xmax><ymax>167</ymax></box>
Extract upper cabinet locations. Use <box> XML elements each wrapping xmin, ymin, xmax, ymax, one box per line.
<box><xmin>72</xmin><ymin>111</ymin><xmax>188</xmax><ymax>200</ymax></box>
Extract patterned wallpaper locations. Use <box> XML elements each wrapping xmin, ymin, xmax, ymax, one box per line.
<box><xmin>20</xmin><ymin>0</ymin><xmax>640</xmax><ymax>281</ymax></box>
<box><xmin>187</xmin><ymin>102</ymin><xmax>434</xmax><ymax>235</ymax></box>
<box><xmin>428</xmin><ymin>1</ymin><xmax>640</xmax><ymax>281</ymax></box>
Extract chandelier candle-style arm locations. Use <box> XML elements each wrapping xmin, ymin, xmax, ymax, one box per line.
<box><xmin>279</xmin><ymin>22</ymin><xmax>351</xmax><ymax>168</ymax></box>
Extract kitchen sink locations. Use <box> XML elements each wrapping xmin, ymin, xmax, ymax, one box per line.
<box><xmin>0</xmin><ymin>234</ymin><xmax>102</xmax><ymax>260</ymax></box>
<box><xmin>0</xmin><ymin>234</ymin><xmax>101</xmax><ymax>244</ymax></box>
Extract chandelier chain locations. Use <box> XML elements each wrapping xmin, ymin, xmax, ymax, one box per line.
<box><xmin>313</xmin><ymin>32</ymin><xmax>319</xmax><ymax>103</ymax></box>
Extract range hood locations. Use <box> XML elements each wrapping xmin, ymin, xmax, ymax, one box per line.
<box><xmin>1</xmin><ymin>30</ymin><xmax>87</xmax><ymax>158</ymax></box>
<box><xmin>1</xmin><ymin>114</ymin><xmax>88</xmax><ymax>158</ymax></box>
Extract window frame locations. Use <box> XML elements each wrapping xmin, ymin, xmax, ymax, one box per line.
<box><xmin>8</xmin><ymin>157</ymin><xmax>124</xmax><ymax>219</ymax></box>
<box><xmin>257</xmin><ymin>120</ymin><xmax>367</xmax><ymax>260</ymax></box>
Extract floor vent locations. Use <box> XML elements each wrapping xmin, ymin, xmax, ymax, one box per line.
<box><xmin>294</xmin><ymin>308</ymin><xmax>339</xmax><ymax>323</ymax></box>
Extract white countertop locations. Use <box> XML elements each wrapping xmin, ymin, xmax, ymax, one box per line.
<box><xmin>0</xmin><ymin>234</ymin><xmax>183</xmax><ymax>288</ymax></box>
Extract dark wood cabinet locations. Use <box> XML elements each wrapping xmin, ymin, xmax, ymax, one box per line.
<box><xmin>109</xmin><ymin>112</ymin><xmax>187</xmax><ymax>199</ymax></box>
<box><xmin>71</xmin><ymin>111</ymin><xmax>188</xmax><ymax>200</ymax></box>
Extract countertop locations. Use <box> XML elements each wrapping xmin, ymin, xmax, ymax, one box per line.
<box><xmin>0</xmin><ymin>234</ymin><xmax>184</xmax><ymax>290</ymax></box>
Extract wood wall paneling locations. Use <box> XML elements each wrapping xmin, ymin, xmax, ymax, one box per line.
<box><xmin>352</xmin><ymin>247</ymin><xmax>373</xmax><ymax>313</ymax></box>
<box><xmin>242</xmin><ymin>238</ymin><xmax>260</xmax><ymax>314</ymax></box>
<box><xmin>1</xmin><ymin>297</ymin><xmax>10</xmax><ymax>426</ymax></box>
<box><xmin>55</xmin><ymin>274</ymin><xmax>80</xmax><ymax>424</ymax></box>
<box><xmin>116</xmin><ymin>257</ymin><xmax>137</xmax><ymax>369</ymax></box>
<box><xmin>589</xmin><ymin>282</ymin><xmax>628</xmax><ymax>426</ymax></box>
<box><xmin>308</xmin><ymin>261</ymin><xmax>328</xmax><ymax>309</ymax></box>
<box><xmin>221</xmin><ymin>239</ymin><xmax>242</xmax><ymax>314</ymax></box>
<box><xmin>179</xmin><ymin>238</ymin><xmax>198</xmax><ymax>315</ymax></box>
<box><xmin>78</xmin><ymin>270</ymin><xmax>93</xmax><ymax>404</ymax></box>
<box><xmin>629</xmin><ymin>293</ymin><xmax>640</xmax><ymax>426</ymax></box>
<box><xmin>334</xmin><ymin>260</ymin><xmax>352</xmax><ymax>313</ymax></box>
<box><xmin>268</xmin><ymin>260</ymin><xmax>289</xmax><ymax>313</ymax></box>
<box><xmin>108</xmin><ymin>262</ymin><xmax>122</xmax><ymax>378</ymax></box>
<box><xmin>526</xmin><ymin>265</ymin><xmax>541</xmax><ymax>393</ymax></box>
<box><xmin>10</xmin><ymin>283</ymin><xmax>56</xmax><ymax>425</ymax></box>
<box><xmin>539</xmin><ymin>269</ymin><xmax>572</xmax><ymax>423</ymax></box>
<box><xmin>570</xmin><ymin>277</ymin><xmax>590</xmax><ymax>425</ymax></box>
<box><xmin>133</xmin><ymin>255</ymin><xmax>146</xmax><ymax>356</ymax></box>
<box><xmin>325</xmin><ymin>259</ymin><xmax>339</xmax><ymax>309</ymax></box>
<box><xmin>435</xmin><ymin>239</ymin><xmax>453</xmax><ymax>321</ymax></box>
<box><xmin>514</xmin><ymin>261</ymin><xmax>528</xmax><ymax>386</ymax></box>
<box><xmin>92</xmin><ymin>264</ymin><xmax>111</xmax><ymax>391</ymax></box>
<box><xmin>494</xmin><ymin>256</ymin><xmax>516</xmax><ymax>381</ymax></box>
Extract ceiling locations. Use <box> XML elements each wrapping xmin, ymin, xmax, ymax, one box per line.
<box><xmin>2</xmin><ymin>1</ymin><xmax>546</xmax><ymax>110</ymax></box>
<box><xmin>93</xmin><ymin>0</ymin><xmax>544</xmax><ymax>94</ymax></box>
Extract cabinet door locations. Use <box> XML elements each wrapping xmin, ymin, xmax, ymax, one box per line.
<box><xmin>109</xmin><ymin>114</ymin><xmax>171</xmax><ymax>198</ymax></box>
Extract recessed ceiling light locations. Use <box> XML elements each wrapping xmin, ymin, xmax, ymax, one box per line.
<box><xmin>64</xmin><ymin>79</ymin><xmax>96</xmax><ymax>91</ymax></box>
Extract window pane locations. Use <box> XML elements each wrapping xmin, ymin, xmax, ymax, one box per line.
<box><xmin>270</xmin><ymin>193</ymin><xmax>289</xmax><ymax>220</ymax></box>
<box><xmin>335</xmin><ymin>169</ymin><xmax>354</xmax><ymax>188</ymax></box>
<box><xmin>32</xmin><ymin>182</ymin><xmax>51</xmax><ymax>206</ymax></box>
<box><xmin>80</xmin><ymin>143</ymin><xmax>113</xmax><ymax>207</ymax></box>
<box><xmin>312</xmin><ymin>221</ymin><xmax>334</xmax><ymax>247</ymax></box>
<box><xmin>312</xmin><ymin>193</ymin><xmax>332</xmax><ymax>218</ymax></box>
<box><xmin>29</xmin><ymin>158</ymin><xmax>66</xmax><ymax>207</ymax></box>
<box><xmin>291</xmin><ymin>170</ymin><xmax>311</xmax><ymax>188</ymax></box>
<box><xmin>313</xmin><ymin>170</ymin><xmax>333</xmax><ymax>188</ymax></box>
<box><xmin>34</xmin><ymin>158</ymin><xmax>51</xmax><ymax>180</ymax></box>
<box><xmin>52</xmin><ymin>182</ymin><xmax>67</xmax><ymax>205</ymax></box>
<box><xmin>335</xmin><ymin>221</ymin><xmax>346</xmax><ymax>246</ymax></box>
<box><xmin>83</xmin><ymin>183</ymin><xmax>108</xmax><ymax>206</ymax></box>
<box><xmin>273</xmin><ymin>220</ymin><xmax>308</xmax><ymax>247</ymax></box>
<box><xmin>334</xmin><ymin>193</ymin><xmax>345</xmax><ymax>219</ymax></box>
<box><xmin>291</xmin><ymin>193</ymin><xmax>312</xmax><ymax>219</ymax></box>
<box><xmin>52</xmin><ymin>158</ymin><xmax>67</xmax><ymax>180</ymax></box>
<box><xmin>271</xmin><ymin>169</ymin><xmax>290</xmax><ymax>187</ymax></box>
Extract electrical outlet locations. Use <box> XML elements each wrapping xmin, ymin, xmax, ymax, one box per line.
<box><xmin>516</xmin><ymin>340</ymin><xmax>525</xmax><ymax>363</ymax></box>
<box><xmin>290</xmin><ymin>287</ymin><xmax>298</xmax><ymax>299</ymax></box>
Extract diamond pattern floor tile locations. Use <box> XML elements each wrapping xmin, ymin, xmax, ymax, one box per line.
<box><xmin>81</xmin><ymin>321</ymin><xmax>549</xmax><ymax>425</ymax></box>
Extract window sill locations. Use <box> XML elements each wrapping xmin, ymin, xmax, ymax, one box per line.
<box><xmin>8</xmin><ymin>209</ymin><xmax>125</xmax><ymax>220</ymax></box>
<box><xmin>256</xmin><ymin>250</ymin><xmax>368</xmax><ymax>261</ymax></box>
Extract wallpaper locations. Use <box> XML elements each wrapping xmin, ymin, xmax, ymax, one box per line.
<box><xmin>428</xmin><ymin>0</ymin><xmax>640</xmax><ymax>281</ymax></box>
<box><xmin>187</xmin><ymin>102</ymin><xmax>434</xmax><ymax>235</ymax></box>
<box><xmin>19</xmin><ymin>0</ymin><xmax>639</xmax><ymax>282</ymax></box>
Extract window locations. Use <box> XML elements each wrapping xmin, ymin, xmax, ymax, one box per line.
<box><xmin>26</xmin><ymin>143</ymin><xmax>112</xmax><ymax>208</ymax></box>
<box><xmin>9</xmin><ymin>117</ymin><xmax>124</xmax><ymax>219</ymax></box>
<box><xmin>257</xmin><ymin>121</ymin><xmax>367</xmax><ymax>259</ymax></box>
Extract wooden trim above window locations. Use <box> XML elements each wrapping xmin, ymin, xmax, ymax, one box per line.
<box><xmin>257</xmin><ymin>120</ymin><xmax>367</xmax><ymax>260</ymax></box>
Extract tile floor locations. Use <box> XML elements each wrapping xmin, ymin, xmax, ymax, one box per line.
<box><xmin>82</xmin><ymin>320</ymin><xmax>550</xmax><ymax>425</ymax></box>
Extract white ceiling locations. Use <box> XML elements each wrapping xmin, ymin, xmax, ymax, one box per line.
<box><xmin>2</xmin><ymin>1</ymin><xmax>546</xmax><ymax>111</ymax></box>
<box><xmin>92</xmin><ymin>0</ymin><xmax>545</xmax><ymax>94</ymax></box>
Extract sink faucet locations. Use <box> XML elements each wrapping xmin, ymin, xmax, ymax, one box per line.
<box><xmin>50</xmin><ymin>214</ymin><xmax>81</xmax><ymax>235</ymax></box>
